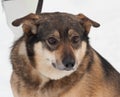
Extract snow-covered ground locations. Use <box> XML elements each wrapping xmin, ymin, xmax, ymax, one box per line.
<box><xmin>0</xmin><ymin>2</ymin><xmax>13</xmax><ymax>96</ymax></box>
<box><xmin>0</xmin><ymin>0</ymin><xmax>120</xmax><ymax>97</ymax></box>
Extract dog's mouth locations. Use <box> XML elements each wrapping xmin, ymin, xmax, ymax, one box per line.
<box><xmin>52</xmin><ymin>63</ymin><xmax>75</xmax><ymax>71</ymax></box>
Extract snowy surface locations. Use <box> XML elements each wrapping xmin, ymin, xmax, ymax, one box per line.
<box><xmin>0</xmin><ymin>0</ymin><xmax>120</xmax><ymax>97</ymax></box>
<box><xmin>0</xmin><ymin>2</ymin><xmax>13</xmax><ymax>96</ymax></box>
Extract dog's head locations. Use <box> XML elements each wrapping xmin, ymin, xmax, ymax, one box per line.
<box><xmin>12</xmin><ymin>12</ymin><xmax>100</xmax><ymax>80</ymax></box>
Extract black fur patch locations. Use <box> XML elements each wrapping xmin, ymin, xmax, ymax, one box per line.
<box><xmin>25</xmin><ymin>33</ymin><xmax>42</xmax><ymax>67</ymax></box>
<box><xmin>95</xmin><ymin>51</ymin><xmax>119</xmax><ymax>77</ymax></box>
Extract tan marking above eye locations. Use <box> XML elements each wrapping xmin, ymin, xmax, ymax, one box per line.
<box><xmin>45</xmin><ymin>30</ymin><xmax>60</xmax><ymax>48</ymax></box>
<box><xmin>68</xmin><ymin>29</ymin><xmax>80</xmax><ymax>45</ymax></box>
<box><xmin>53</xmin><ymin>30</ymin><xmax>60</xmax><ymax>38</ymax></box>
<box><xmin>71</xmin><ymin>36</ymin><xmax>80</xmax><ymax>44</ymax></box>
<box><xmin>68</xmin><ymin>29</ymin><xmax>79</xmax><ymax>38</ymax></box>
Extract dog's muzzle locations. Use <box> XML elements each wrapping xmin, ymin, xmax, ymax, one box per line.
<box><xmin>52</xmin><ymin>57</ymin><xmax>75</xmax><ymax>71</ymax></box>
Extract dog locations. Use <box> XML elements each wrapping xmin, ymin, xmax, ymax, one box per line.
<box><xmin>10</xmin><ymin>12</ymin><xmax>120</xmax><ymax>97</ymax></box>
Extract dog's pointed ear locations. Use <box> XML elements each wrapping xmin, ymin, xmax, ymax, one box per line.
<box><xmin>77</xmin><ymin>14</ymin><xmax>100</xmax><ymax>34</ymax></box>
<box><xmin>12</xmin><ymin>13</ymin><xmax>40</xmax><ymax>34</ymax></box>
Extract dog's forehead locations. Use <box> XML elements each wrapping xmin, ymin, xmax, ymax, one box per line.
<box><xmin>39</xmin><ymin>12</ymin><xmax>78</xmax><ymax>22</ymax></box>
<box><xmin>36</xmin><ymin>12</ymin><xmax>84</xmax><ymax>36</ymax></box>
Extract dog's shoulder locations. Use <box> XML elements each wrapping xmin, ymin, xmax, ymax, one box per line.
<box><xmin>95</xmin><ymin>50</ymin><xmax>120</xmax><ymax>77</ymax></box>
<box><xmin>94</xmin><ymin>50</ymin><xmax>120</xmax><ymax>94</ymax></box>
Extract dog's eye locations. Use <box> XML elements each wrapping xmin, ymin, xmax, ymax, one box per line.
<box><xmin>47</xmin><ymin>37</ymin><xmax>58</xmax><ymax>45</ymax></box>
<box><xmin>71</xmin><ymin>36</ymin><xmax>80</xmax><ymax>44</ymax></box>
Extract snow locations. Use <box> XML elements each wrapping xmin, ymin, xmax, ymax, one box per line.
<box><xmin>0</xmin><ymin>3</ymin><xmax>13</xmax><ymax>96</ymax></box>
<box><xmin>0</xmin><ymin>0</ymin><xmax>120</xmax><ymax>97</ymax></box>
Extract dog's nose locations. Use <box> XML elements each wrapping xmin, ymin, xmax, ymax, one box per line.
<box><xmin>62</xmin><ymin>57</ymin><xmax>75</xmax><ymax>70</ymax></box>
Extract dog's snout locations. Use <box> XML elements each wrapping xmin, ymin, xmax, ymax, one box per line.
<box><xmin>65</xmin><ymin>62</ymin><xmax>75</xmax><ymax>68</ymax></box>
<box><xmin>62</xmin><ymin>56</ymin><xmax>75</xmax><ymax>70</ymax></box>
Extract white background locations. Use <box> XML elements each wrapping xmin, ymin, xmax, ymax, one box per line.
<box><xmin>0</xmin><ymin>0</ymin><xmax>120</xmax><ymax>97</ymax></box>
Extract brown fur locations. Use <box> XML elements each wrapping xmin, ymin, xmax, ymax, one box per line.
<box><xmin>10</xmin><ymin>12</ymin><xmax>120</xmax><ymax>97</ymax></box>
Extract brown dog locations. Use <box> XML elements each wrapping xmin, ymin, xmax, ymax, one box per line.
<box><xmin>10</xmin><ymin>12</ymin><xmax>120</xmax><ymax>97</ymax></box>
